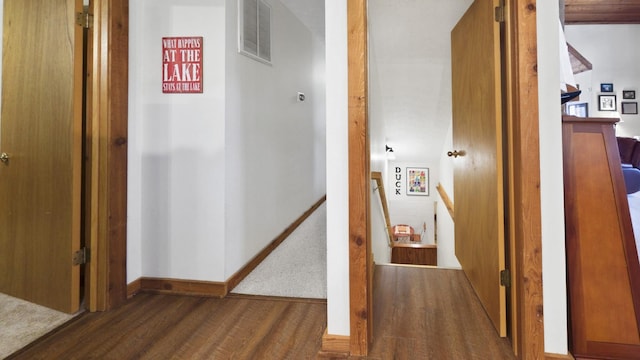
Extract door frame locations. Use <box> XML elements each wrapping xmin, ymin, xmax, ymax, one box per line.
<box><xmin>502</xmin><ymin>1</ymin><xmax>544</xmax><ymax>358</ymax></box>
<box><xmin>346</xmin><ymin>0</ymin><xmax>544</xmax><ymax>358</ymax></box>
<box><xmin>85</xmin><ymin>0</ymin><xmax>128</xmax><ymax>312</ymax></box>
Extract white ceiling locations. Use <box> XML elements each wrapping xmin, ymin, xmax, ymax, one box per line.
<box><xmin>279</xmin><ymin>0</ymin><xmax>325</xmax><ymax>39</ymax></box>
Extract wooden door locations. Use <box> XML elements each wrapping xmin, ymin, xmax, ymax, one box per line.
<box><xmin>451</xmin><ymin>0</ymin><xmax>506</xmax><ymax>336</ymax></box>
<box><xmin>0</xmin><ymin>0</ymin><xmax>83</xmax><ymax>313</ymax></box>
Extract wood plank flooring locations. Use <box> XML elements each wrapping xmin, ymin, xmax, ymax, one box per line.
<box><xmin>365</xmin><ymin>265</ymin><xmax>515</xmax><ymax>359</ymax></box>
<box><xmin>10</xmin><ymin>266</ymin><xmax>515</xmax><ymax>359</ymax></box>
<box><xmin>10</xmin><ymin>294</ymin><xmax>326</xmax><ymax>359</ymax></box>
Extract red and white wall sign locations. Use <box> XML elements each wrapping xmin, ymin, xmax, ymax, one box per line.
<box><xmin>162</xmin><ymin>36</ymin><xmax>203</xmax><ymax>93</ymax></box>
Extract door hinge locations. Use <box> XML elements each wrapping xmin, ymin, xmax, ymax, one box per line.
<box><xmin>73</xmin><ymin>247</ymin><xmax>90</xmax><ymax>266</ymax></box>
<box><xmin>494</xmin><ymin>4</ymin><xmax>505</xmax><ymax>23</ymax></box>
<box><xmin>76</xmin><ymin>11</ymin><xmax>93</xmax><ymax>29</ymax></box>
<box><xmin>500</xmin><ymin>269</ymin><xmax>511</xmax><ymax>287</ymax></box>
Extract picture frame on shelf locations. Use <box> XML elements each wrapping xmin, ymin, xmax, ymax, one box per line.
<box><xmin>567</xmin><ymin>102</ymin><xmax>589</xmax><ymax>117</ymax></box>
<box><xmin>623</xmin><ymin>90</ymin><xmax>636</xmax><ymax>100</ymax></box>
<box><xmin>406</xmin><ymin>167</ymin><xmax>429</xmax><ymax>196</ymax></box>
<box><xmin>622</xmin><ymin>102</ymin><xmax>638</xmax><ymax>115</ymax></box>
<box><xmin>598</xmin><ymin>95</ymin><xmax>616</xmax><ymax>111</ymax></box>
<box><xmin>600</xmin><ymin>83</ymin><xmax>614</xmax><ymax>92</ymax></box>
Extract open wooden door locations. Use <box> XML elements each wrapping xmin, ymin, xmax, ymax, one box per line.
<box><xmin>451</xmin><ymin>0</ymin><xmax>506</xmax><ymax>336</ymax></box>
<box><xmin>0</xmin><ymin>0</ymin><xmax>84</xmax><ymax>313</ymax></box>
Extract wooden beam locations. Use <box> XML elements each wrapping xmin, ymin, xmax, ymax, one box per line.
<box><xmin>88</xmin><ymin>0</ymin><xmax>129</xmax><ymax>311</ymax></box>
<box><xmin>321</xmin><ymin>329</ymin><xmax>351</xmax><ymax>355</ymax></box>
<box><xmin>564</xmin><ymin>0</ymin><xmax>640</xmax><ymax>24</ymax></box>
<box><xmin>347</xmin><ymin>0</ymin><xmax>371</xmax><ymax>356</ymax></box>
<box><xmin>505</xmin><ymin>0</ymin><xmax>545</xmax><ymax>358</ymax></box>
<box><xmin>567</xmin><ymin>43</ymin><xmax>592</xmax><ymax>75</ymax></box>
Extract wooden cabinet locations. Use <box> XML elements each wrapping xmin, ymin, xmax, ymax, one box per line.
<box><xmin>391</xmin><ymin>243</ymin><xmax>437</xmax><ymax>266</ymax></box>
<box><xmin>562</xmin><ymin>116</ymin><xmax>640</xmax><ymax>359</ymax></box>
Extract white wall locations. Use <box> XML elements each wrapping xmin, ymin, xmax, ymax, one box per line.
<box><xmin>367</xmin><ymin>0</ymin><xmax>472</xmax><ymax>256</ymax></box>
<box><xmin>437</xmin><ymin>124</ymin><xmax>460</xmax><ymax>268</ymax></box>
<box><xmin>538</xmin><ymin>2</ymin><xmax>569</xmax><ymax>355</ymax></box>
<box><xmin>325</xmin><ymin>0</ymin><xmax>350</xmax><ymax>336</ymax></box>
<box><xmin>565</xmin><ymin>25</ymin><xmax>640</xmax><ymax>137</ymax></box>
<box><xmin>386</xmin><ymin>162</ymin><xmax>436</xmax><ymax>244</ymax></box>
<box><xmin>129</xmin><ymin>0</ymin><xmax>227</xmax><ymax>282</ymax></box>
<box><xmin>0</xmin><ymin>2</ymin><xmax>3</xmax><ymax>103</ymax></box>
<box><xmin>223</xmin><ymin>0</ymin><xmax>326</xmax><ymax>278</ymax></box>
<box><xmin>128</xmin><ymin>0</ymin><xmax>326</xmax><ymax>283</ymax></box>
<box><xmin>369</xmin><ymin>31</ymin><xmax>389</xmax><ymax>265</ymax></box>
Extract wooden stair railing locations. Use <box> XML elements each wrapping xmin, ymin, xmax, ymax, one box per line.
<box><xmin>371</xmin><ymin>171</ymin><xmax>394</xmax><ymax>246</ymax></box>
<box><xmin>436</xmin><ymin>183</ymin><xmax>455</xmax><ymax>221</ymax></box>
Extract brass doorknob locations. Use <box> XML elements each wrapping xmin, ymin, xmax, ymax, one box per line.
<box><xmin>447</xmin><ymin>150</ymin><xmax>465</xmax><ymax>158</ymax></box>
<box><xmin>0</xmin><ymin>152</ymin><xmax>9</xmax><ymax>163</ymax></box>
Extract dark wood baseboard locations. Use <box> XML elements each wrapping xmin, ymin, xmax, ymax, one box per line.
<box><xmin>127</xmin><ymin>277</ymin><xmax>226</xmax><ymax>298</ymax></box>
<box><xmin>226</xmin><ymin>195</ymin><xmax>327</xmax><ymax>292</ymax></box>
<box><xmin>126</xmin><ymin>195</ymin><xmax>327</xmax><ymax>299</ymax></box>
<box><xmin>126</xmin><ymin>278</ymin><xmax>141</xmax><ymax>299</ymax></box>
<box><xmin>139</xmin><ymin>278</ymin><xmax>227</xmax><ymax>297</ymax></box>
<box><xmin>226</xmin><ymin>293</ymin><xmax>326</xmax><ymax>304</ymax></box>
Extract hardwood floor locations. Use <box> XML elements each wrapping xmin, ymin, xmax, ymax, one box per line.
<box><xmin>364</xmin><ymin>265</ymin><xmax>515</xmax><ymax>359</ymax></box>
<box><xmin>10</xmin><ymin>294</ymin><xmax>326</xmax><ymax>359</ymax></box>
<box><xmin>11</xmin><ymin>266</ymin><xmax>515</xmax><ymax>359</ymax></box>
